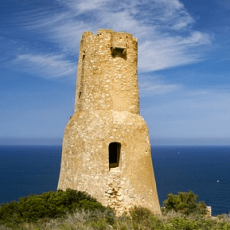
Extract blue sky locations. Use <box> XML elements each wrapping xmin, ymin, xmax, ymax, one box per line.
<box><xmin>1</xmin><ymin>0</ymin><xmax>230</xmax><ymax>145</ymax></box>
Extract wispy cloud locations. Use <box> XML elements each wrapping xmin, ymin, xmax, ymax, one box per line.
<box><xmin>139</xmin><ymin>75</ymin><xmax>182</xmax><ymax>97</ymax></box>
<box><xmin>15</xmin><ymin>54</ymin><xmax>76</xmax><ymax>79</ymax></box>
<box><xmin>5</xmin><ymin>0</ymin><xmax>211</xmax><ymax>78</ymax></box>
<box><xmin>140</xmin><ymin>83</ymin><xmax>181</xmax><ymax>98</ymax></box>
<box><xmin>64</xmin><ymin>0</ymin><xmax>111</xmax><ymax>14</ymax></box>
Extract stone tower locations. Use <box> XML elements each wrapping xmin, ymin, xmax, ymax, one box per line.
<box><xmin>58</xmin><ymin>29</ymin><xmax>161</xmax><ymax>215</ymax></box>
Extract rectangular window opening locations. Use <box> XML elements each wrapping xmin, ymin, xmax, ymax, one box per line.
<box><xmin>109</xmin><ymin>142</ymin><xmax>121</xmax><ymax>169</ymax></box>
<box><xmin>111</xmin><ymin>47</ymin><xmax>126</xmax><ymax>59</ymax></box>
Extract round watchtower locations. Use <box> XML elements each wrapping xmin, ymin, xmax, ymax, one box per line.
<box><xmin>58</xmin><ymin>29</ymin><xmax>161</xmax><ymax>216</ymax></box>
<box><xmin>75</xmin><ymin>29</ymin><xmax>139</xmax><ymax>114</ymax></box>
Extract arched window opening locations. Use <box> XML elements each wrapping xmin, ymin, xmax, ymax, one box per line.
<box><xmin>109</xmin><ymin>142</ymin><xmax>121</xmax><ymax>169</ymax></box>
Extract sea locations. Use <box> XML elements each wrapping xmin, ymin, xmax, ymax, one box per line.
<box><xmin>0</xmin><ymin>145</ymin><xmax>230</xmax><ymax>216</ymax></box>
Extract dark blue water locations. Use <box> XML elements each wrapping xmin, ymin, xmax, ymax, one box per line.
<box><xmin>152</xmin><ymin>146</ymin><xmax>230</xmax><ymax>216</ymax></box>
<box><xmin>0</xmin><ymin>145</ymin><xmax>61</xmax><ymax>204</ymax></box>
<box><xmin>0</xmin><ymin>145</ymin><xmax>230</xmax><ymax>216</ymax></box>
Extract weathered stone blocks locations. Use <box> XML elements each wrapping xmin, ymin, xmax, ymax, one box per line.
<box><xmin>58</xmin><ymin>29</ymin><xmax>161</xmax><ymax>215</ymax></box>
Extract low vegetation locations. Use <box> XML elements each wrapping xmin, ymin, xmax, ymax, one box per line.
<box><xmin>163</xmin><ymin>190</ymin><xmax>207</xmax><ymax>215</ymax></box>
<box><xmin>0</xmin><ymin>190</ymin><xmax>230</xmax><ymax>230</ymax></box>
<box><xmin>0</xmin><ymin>189</ymin><xmax>112</xmax><ymax>228</ymax></box>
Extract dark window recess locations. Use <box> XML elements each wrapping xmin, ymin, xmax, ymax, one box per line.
<box><xmin>111</xmin><ymin>47</ymin><xmax>126</xmax><ymax>59</ymax></box>
<box><xmin>109</xmin><ymin>142</ymin><xmax>121</xmax><ymax>168</ymax></box>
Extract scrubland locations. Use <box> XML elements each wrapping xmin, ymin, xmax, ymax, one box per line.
<box><xmin>1</xmin><ymin>190</ymin><xmax>230</xmax><ymax>230</ymax></box>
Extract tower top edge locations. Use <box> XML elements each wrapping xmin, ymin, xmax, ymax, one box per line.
<box><xmin>81</xmin><ymin>29</ymin><xmax>137</xmax><ymax>42</ymax></box>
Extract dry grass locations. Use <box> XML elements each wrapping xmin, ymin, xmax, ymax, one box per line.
<box><xmin>1</xmin><ymin>208</ymin><xmax>230</xmax><ymax>230</ymax></box>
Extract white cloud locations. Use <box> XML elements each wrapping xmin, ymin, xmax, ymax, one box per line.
<box><xmin>8</xmin><ymin>0</ymin><xmax>211</xmax><ymax>78</ymax></box>
<box><xmin>150</xmin><ymin>0</ymin><xmax>194</xmax><ymax>30</ymax></box>
<box><xmin>140</xmin><ymin>83</ymin><xmax>181</xmax><ymax>97</ymax></box>
<box><xmin>50</xmin><ymin>21</ymin><xmax>91</xmax><ymax>51</ymax></box>
<box><xmin>63</xmin><ymin>0</ymin><xmax>211</xmax><ymax>71</ymax></box>
<box><xmin>139</xmin><ymin>75</ymin><xmax>182</xmax><ymax>97</ymax></box>
<box><xmin>181</xmin><ymin>31</ymin><xmax>211</xmax><ymax>45</ymax></box>
<box><xmin>15</xmin><ymin>54</ymin><xmax>76</xmax><ymax>79</ymax></box>
<box><xmin>64</xmin><ymin>0</ymin><xmax>111</xmax><ymax>13</ymax></box>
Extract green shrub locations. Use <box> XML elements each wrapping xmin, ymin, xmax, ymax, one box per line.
<box><xmin>0</xmin><ymin>189</ymin><xmax>111</xmax><ymax>227</ymax></box>
<box><xmin>163</xmin><ymin>191</ymin><xmax>207</xmax><ymax>215</ymax></box>
<box><xmin>130</xmin><ymin>206</ymin><xmax>153</xmax><ymax>223</ymax></box>
<box><xmin>127</xmin><ymin>206</ymin><xmax>164</xmax><ymax>229</ymax></box>
<box><xmin>3</xmin><ymin>190</ymin><xmax>230</xmax><ymax>230</ymax></box>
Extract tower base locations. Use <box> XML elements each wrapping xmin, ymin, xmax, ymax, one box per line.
<box><xmin>58</xmin><ymin>110</ymin><xmax>161</xmax><ymax>216</ymax></box>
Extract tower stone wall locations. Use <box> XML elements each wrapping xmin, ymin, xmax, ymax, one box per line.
<box><xmin>58</xmin><ymin>29</ymin><xmax>161</xmax><ymax>216</ymax></box>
